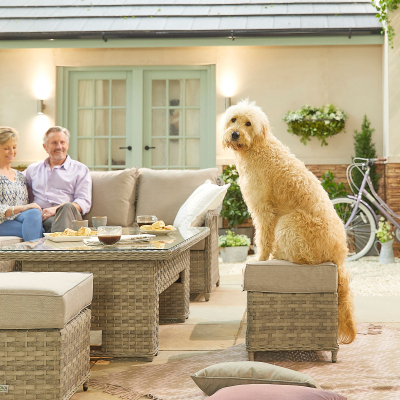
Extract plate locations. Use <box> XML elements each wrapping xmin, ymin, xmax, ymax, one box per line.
<box><xmin>139</xmin><ymin>229</ymin><xmax>176</xmax><ymax>236</ymax></box>
<box><xmin>44</xmin><ymin>233</ymin><xmax>94</xmax><ymax>242</ymax></box>
<box><xmin>83</xmin><ymin>234</ymin><xmax>156</xmax><ymax>246</ymax></box>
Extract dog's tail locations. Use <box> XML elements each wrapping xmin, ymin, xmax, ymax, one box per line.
<box><xmin>337</xmin><ymin>262</ymin><xmax>357</xmax><ymax>344</ymax></box>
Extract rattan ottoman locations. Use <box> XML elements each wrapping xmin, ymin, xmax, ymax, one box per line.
<box><xmin>243</xmin><ymin>260</ymin><xmax>339</xmax><ymax>363</ymax></box>
<box><xmin>0</xmin><ymin>272</ymin><xmax>93</xmax><ymax>400</ymax></box>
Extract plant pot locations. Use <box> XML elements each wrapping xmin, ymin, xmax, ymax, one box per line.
<box><xmin>375</xmin><ymin>239</ymin><xmax>395</xmax><ymax>264</ymax></box>
<box><xmin>220</xmin><ymin>246</ymin><xmax>249</xmax><ymax>263</ymax></box>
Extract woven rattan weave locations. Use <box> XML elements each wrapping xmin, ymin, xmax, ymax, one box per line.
<box><xmin>0</xmin><ymin>308</ymin><xmax>91</xmax><ymax>400</ymax></box>
<box><xmin>246</xmin><ymin>292</ymin><xmax>339</xmax><ymax>362</ymax></box>
<box><xmin>0</xmin><ymin>228</ymin><xmax>210</xmax><ymax>361</ymax></box>
<box><xmin>189</xmin><ymin>210</ymin><xmax>220</xmax><ymax>301</ymax></box>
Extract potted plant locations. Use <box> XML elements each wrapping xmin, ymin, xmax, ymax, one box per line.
<box><xmin>375</xmin><ymin>217</ymin><xmax>395</xmax><ymax>264</ymax></box>
<box><xmin>283</xmin><ymin>104</ymin><xmax>347</xmax><ymax>146</ymax></box>
<box><xmin>219</xmin><ymin>230</ymin><xmax>251</xmax><ymax>263</ymax></box>
<box><xmin>220</xmin><ymin>165</ymin><xmax>251</xmax><ymax>228</ymax></box>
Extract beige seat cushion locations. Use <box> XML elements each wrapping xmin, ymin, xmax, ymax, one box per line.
<box><xmin>0</xmin><ymin>272</ymin><xmax>93</xmax><ymax>329</ymax></box>
<box><xmin>84</xmin><ymin>168</ymin><xmax>138</xmax><ymax>227</ymax></box>
<box><xmin>243</xmin><ymin>260</ymin><xmax>337</xmax><ymax>293</ymax></box>
<box><xmin>190</xmin><ymin>238</ymin><xmax>206</xmax><ymax>251</ymax></box>
<box><xmin>0</xmin><ymin>236</ymin><xmax>23</xmax><ymax>247</ymax></box>
<box><xmin>136</xmin><ymin>168</ymin><xmax>219</xmax><ymax>225</ymax></box>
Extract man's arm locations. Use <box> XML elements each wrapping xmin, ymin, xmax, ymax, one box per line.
<box><xmin>73</xmin><ymin>166</ymin><xmax>92</xmax><ymax>215</ymax></box>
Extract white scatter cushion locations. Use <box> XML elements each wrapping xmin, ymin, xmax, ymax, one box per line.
<box><xmin>174</xmin><ymin>180</ymin><xmax>230</xmax><ymax>227</ymax></box>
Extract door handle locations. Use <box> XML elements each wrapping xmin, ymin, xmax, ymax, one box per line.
<box><xmin>119</xmin><ymin>146</ymin><xmax>132</xmax><ymax>151</ymax></box>
<box><xmin>144</xmin><ymin>146</ymin><xmax>156</xmax><ymax>150</ymax></box>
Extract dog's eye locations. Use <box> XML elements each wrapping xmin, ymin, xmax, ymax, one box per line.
<box><xmin>231</xmin><ymin>118</ymin><xmax>236</xmax><ymax>123</ymax></box>
<box><xmin>246</xmin><ymin>122</ymin><xmax>251</xmax><ymax>126</ymax></box>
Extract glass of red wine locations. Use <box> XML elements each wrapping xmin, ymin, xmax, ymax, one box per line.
<box><xmin>97</xmin><ymin>226</ymin><xmax>122</xmax><ymax>248</ymax></box>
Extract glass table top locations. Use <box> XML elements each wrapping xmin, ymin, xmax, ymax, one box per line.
<box><xmin>0</xmin><ymin>227</ymin><xmax>209</xmax><ymax>252</ymax></box>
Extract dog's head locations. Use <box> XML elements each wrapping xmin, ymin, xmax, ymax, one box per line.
<box><xmin>222</xmin><ymin>99</ymin><xmax>271</xmax><ymax>152</ymax></box>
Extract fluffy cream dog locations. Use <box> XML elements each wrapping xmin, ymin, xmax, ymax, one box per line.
<box><xmin>222</xmin><ymin>99</ymin><xmax>357</xmax><ymax>344</ymax></box>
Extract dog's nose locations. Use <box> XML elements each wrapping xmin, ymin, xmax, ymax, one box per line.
<box><xmin>231</xmin><ymin>131</ymin><xmax>240</xmax><ymax>140</ymax></box>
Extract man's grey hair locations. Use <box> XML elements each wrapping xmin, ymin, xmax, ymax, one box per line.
<box><xmin>43</xmin><ymin>126</ymin><xmax>70</xmax><ymax>145</ymax></box>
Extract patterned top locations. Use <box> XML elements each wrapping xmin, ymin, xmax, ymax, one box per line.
<box><xmin>0</xmin><ymin>170</ymin><xmax>28</xmax><ymax>225</ymax></box>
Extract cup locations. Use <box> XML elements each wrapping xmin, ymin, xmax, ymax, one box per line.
<box><xmin>97</xmin><ymin>226</ymin><xmax>122</xmax><ymax>247</ymax></box>
<box><xmin>92</xmin><ymin>216</ymin><xmax>107</xmax><ymax>229</ymax></box>
<box><xmin>72</xmin><ymin>220</ymin><xmax>89</xmax><ymax>231</ymax></box>
<box><xmin>136</xmin><ymin>215</ymin><xmax>158</xmax><ymax>228</ymax></box>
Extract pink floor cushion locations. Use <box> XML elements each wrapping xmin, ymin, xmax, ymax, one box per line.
<box><xmin>208</xmin><ymin>384</ymin><xmax>347</xmax><ymax>399</ymax></box>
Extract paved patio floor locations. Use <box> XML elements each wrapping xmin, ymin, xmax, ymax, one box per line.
<box><xmin>72</xmin><ymin>259</ymin><xmax>400</xmax><ymax>399</ymax></box>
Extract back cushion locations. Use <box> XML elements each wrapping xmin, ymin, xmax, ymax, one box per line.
<box><xmin>136</xmin><ymin>168</ymin><xmax>219</xmax><ymax>225</ymax></box>
<box><xmin>84</xmin><ymin>168</ymin><xmax>138</xmax><ymax>227</ymax></box>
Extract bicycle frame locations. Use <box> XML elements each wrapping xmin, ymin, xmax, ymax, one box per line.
<box><xmin>345</xmin><ymin>160</ymin><xmax>400</xmax><ymax>232</ymax></box>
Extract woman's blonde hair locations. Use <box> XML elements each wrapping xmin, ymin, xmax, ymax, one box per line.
<box><xmin>0</xmin><ymin>126</ymin><xmax>19</xmax><ymax>145</ymax></box>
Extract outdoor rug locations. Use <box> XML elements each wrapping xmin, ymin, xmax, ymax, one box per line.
<box><xmin>90</xmin><ymin>324</ymin><xmax>400</xmax><ymax>400</ymax></box>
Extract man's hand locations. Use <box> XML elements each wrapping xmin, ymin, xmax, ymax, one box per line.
<box><xmin>42</xmin><ymin>206</ymin><xmax>58</xmax><ymax>221</ymax></box>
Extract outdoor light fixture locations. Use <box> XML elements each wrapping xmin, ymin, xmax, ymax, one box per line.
<box><xmin>37</xmin><ymin>100</ymin><xmax>45</xmax><ymax>114</ymax></box>
<box><xmin>225</xmin><ymin>97</ymin><xmax>232</xmax><ymax>110</ymax></box>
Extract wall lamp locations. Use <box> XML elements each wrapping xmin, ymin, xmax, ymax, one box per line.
<box><xmin>37</xmin><ymin>100</ymin><xmax>46</xmax><ymax>115</ymax></box>
<box><xmin>225</xmin><ymin>97</ymin><xmax>232</xmax><ymax>110</ymax></box>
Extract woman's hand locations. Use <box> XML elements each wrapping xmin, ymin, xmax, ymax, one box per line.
<box><xmin>5</xmin><ymin>203</ymin><xmax>42</xmax><ymax>218</ymax></box>
<box><xmin>23</xmin><ymin>203</ymin><xmax>42</xmax><ymax>212</ymax></box>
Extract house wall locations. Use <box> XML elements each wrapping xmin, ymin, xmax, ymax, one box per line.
<box><xmin>0</xmin><ymin>44</ymin><xmax>383</xmax><ymax>168</ymax></box>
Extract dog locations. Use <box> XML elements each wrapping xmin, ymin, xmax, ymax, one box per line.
<box><xmin>222</xmin><ymin>99</ymin><xmax>357</xmax><ymax>345</ymax></box>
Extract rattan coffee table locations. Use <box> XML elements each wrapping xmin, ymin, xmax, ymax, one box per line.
<box><xmin>0</xmin><ymin>227</ymin><xmax>209</xmax><ymax>361</ymax></box>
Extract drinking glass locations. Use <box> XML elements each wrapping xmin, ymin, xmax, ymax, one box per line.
<box><xmin>72</xmin><ymin>220</ymin><xmax>88</xmax><ymax>231</ymax></box>
<box><xmin>92</xmin><ymin>216</ymin><xmax>107</xmax><ymax>229</ymax></box>
<box><xmin>136</xmin><ymin>215</ymin><xmax>158</xmax><ymax>228</ymax></box>
<box><xmin>97</xmin><ymin>226</ymin><xmax>122</xmax><ymax>248</ymax></box>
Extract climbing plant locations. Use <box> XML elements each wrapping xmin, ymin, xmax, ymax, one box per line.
<box><xmin>373</xmin><ymin>0</ymin><xmax>400</xmax><ymax>48</ymax></box>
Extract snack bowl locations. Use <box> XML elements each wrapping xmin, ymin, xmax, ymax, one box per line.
<box><xmin>139</xmin><ymin>228</ymin><xmax>176</xmax><ymax>236</ymax></box>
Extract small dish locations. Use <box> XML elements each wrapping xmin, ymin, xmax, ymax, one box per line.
<box><xmin>139</xmin><ymin>228</ymin><xmax>176</xmax><ymax>236</ymax></box>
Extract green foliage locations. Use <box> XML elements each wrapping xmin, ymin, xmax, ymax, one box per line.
<box><xmin>320</xmin><ymin>171</ymin><xmax>348</xmax><ymax>200</ymax></box>
<box><xmin>376</xmin><ymin>217</ymin><xmax>394</xmax><ymax>243</ymax></box>
<box><xmin>220</xmin><ymin>165</ymin><xmax>251</xmax><ymax>228</ymax></box>
<box><xmin>373</xmin><ymin>0</ymin><xmax>400</xmax><ymax>48</ymax></box>
<box><xmin>283</xmin><ymin>104</ymin><xmax>347</xmax><ymax>146</ymax></box>
<box><xmin>218</xmin><ymin>230</ymin><xmax>251</xmax><ymax>247</ymax></box>
<box><xmin>352</xmin><ymin>116</ymin><xmax>380</xmax><ymax>200</ymax></box>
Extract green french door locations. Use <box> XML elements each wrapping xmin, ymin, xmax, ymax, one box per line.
<box><xmin>143</xmin><ymin>70</ymin><xmax>211</xmax><ymax>169</ymax></box>
<box><xmin>62</xmin><ymin>66</ymin><xmax>215</xmax><ymax>170</ymax></box>
<box><xmin>69</xmin><ymin>71</ymin><xmax>133</xmax><ymax>171</ymax></box>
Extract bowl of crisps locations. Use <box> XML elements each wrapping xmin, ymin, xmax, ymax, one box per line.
<box><xmin>139</xmin><ymin>220</ymin><xmax>176</xmax><ymax>236</ymax></box>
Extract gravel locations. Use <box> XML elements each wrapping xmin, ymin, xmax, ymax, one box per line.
<box><xmin>219</xmin><ymin>256</ymin><xmax>400</xmax><ymax>296</ymax></box>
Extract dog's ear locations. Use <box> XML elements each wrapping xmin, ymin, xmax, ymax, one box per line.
<box><xmin>252</xmin><ymin>120</ymin><xmax>269</xmax><ymax>149</ymax></box>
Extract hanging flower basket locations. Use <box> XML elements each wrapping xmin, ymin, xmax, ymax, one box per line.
<box><xmin>283</xmin><ymin>104</ymin><xmax>347</xmax><ymax>146</ymax></box>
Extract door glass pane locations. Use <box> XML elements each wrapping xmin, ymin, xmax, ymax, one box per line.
<box><xmin>169</xmin><ymin>139</ymin><xmax>183</xmax><ymax>166</ymax></box>
<box><xmin>112</xmin><ymin>109</ymin><xmax>126</xmax><ymax>136</ymax></box>
<box><xmin>152</xmin><ymin>80</ymin><xmax>166</xmax><ymax>107</ymax></box>
<box><xmin>95</xmin><ymin>109</ymin><xmax>109</xmax><ymax>136</ymax></box>
<box><xmin>77</xmin><ymin>139</ymin><xmax>92</xmax><ymax>165</ymax></box>
<box><xmin>78</xmin><ymin>110</ymin><xmax>92</xmax><ymax>137</ymax></box>
<box><xmin>94</xmin><ymin>139</ymin><xmax>109</xmax><ymax>165</ymax></box>
<box><xmin>95</xmin><ymin>80</ymin><xmax>109</xmax><ymax>107</ymax></box>
<box><xmin>186</xmin><ymin>109</ymin><xmax>200</xmax><ymax>137</ymax></box>
<box><xmin>112</xmin><ymin>80</ymin><xmax>126</xmax><ymax>107</ymax></box>
<box><xmin>185</xmin><ymin>139</ymin><xmax>200</xmax><ymax>167</ymax></box>
<box><xmin>169</xmin><ymin>109</ymin><xmax>181</xmax><ymax>136</ymax></box>
<box><xmin>111</xmin><ymin>138</ymin><xmax>126</xmax><ymax>166</ymax></box>
<box><xmin>185</xmin><ymin>79</ymin><xmax>200</xmax><ymax>107</ymax></box>
<box><xmin>151</xmin><ymin>138</ymin><xmax>166</xmax><ymax>167</ymax></box>
<box><xmin>169</xmin><ymin>80</ymin><xmax>182</xmax><ymax>107</ymax></box>
<box><xmin>152</xmin><ymin>109</ymin><xmax>166</xmax><ymax>137</ymax></box>
<box><xmin>78</xmin><ymin>80</ymin><xmax>93</xmax><ymax>107</ymax></box>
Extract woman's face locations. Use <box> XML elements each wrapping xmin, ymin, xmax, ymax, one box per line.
<box><xmin>0</xmin><ymin>139</ymin><xmax>17</xmax><ymax>166</ymax></box>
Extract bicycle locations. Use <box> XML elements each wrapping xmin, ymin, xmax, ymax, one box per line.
<box><xmin>331</xmin><ymin>158</ymin><xmax>400</xmax><ymax>261</ymax></box>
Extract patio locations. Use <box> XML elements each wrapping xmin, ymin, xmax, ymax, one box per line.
<box><xmin>70</xmin><ymin>255</ymin><xmax>400</xmax><ymax>400</ymax></box>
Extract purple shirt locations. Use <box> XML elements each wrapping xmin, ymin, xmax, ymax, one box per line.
<box><xmin>24</xmin><ymin>156</ymin><xmax>92</xmax><ymax>215</ymax></box>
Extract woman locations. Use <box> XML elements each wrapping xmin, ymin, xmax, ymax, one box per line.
<box><xmin>0</xmin><ymin>127</ymin><xmax>44</xmax><ymax>241</ymax></box>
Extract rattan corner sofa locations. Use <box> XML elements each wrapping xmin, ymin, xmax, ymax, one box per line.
<box><xmin>0</xmin><ymin>167</ymin><xmax>221</xmax><ymax>300</ymax></box>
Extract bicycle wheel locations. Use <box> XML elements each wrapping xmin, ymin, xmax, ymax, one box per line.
<box><xmin>331</xmin><ymin>197</ymin><xmax>377</xmax><ymax>261</ymax></box>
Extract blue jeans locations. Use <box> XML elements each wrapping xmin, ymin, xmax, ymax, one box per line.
<box><xmin>0</xmin><ymin>209</ymin><xmax>44</xmax><ymax>241</ymax></box>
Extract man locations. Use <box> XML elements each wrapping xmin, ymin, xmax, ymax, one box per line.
<box><xmin>25</xmin><ymin>126</ymin><xmax>92</xmax><ymax>233</ymax></box>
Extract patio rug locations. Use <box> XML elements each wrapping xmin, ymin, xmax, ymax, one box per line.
<box><xmin>90</xmin><ymin>324</ymin><xmax>400</xmax><ymax>400</ymax></box>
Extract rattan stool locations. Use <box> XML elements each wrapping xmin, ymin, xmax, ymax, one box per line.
<box><xmin>243</xmin><ymin>260</ymin><xmax>339</xmax><ymax>363</ymax></box>
<box><xmin>0</xmin><ymin>272</ymin><xmax>93</xmax><ymax>400</ymax></box>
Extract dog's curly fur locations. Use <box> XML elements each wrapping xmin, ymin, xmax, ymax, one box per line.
<box><xmin>222</xmin><ymin>99</ymin><xmax>357</xmax><ymax>344</ymax></box>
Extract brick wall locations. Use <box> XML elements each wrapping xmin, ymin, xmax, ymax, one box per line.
<box><xmin>222</xmin><ymin>163</ymin><xmax>400</xmax><ymax>257</ymax></box>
